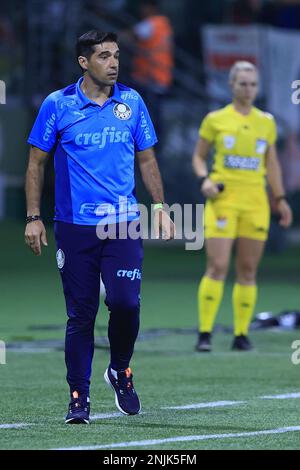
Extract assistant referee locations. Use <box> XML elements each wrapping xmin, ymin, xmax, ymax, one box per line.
<box><xmin>193</xmin><ymin>61</ymin><xmax>292</xmax><ymax>352</ymax></box>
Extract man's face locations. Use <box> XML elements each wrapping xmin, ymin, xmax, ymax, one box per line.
<box><xmin>231</xmin><ymin>70</ymin><xmax>258</xmax><ymax>105</ymax></box>
<box><xmin>79</xmin><ymin>42</ymin><xmax>120</xmax><ymax>86</ymax></box>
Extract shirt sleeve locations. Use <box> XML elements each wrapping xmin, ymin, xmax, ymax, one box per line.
<box><xmin>134</xmin><ymin>95</ymin><xmax>158</xmax><ymax>152</ymax></box>
<box><xmin>267</xmin><ymin>115</ymin><xmax>277</xmax><ymax>146</ymax></box>
<box><xmin>27</xmin><ymin>94</ymin><xmax>58</xmax><ymax>152</ymax></box>
<box><xmin>199</xmin><ymin>112</ymin><xmax>216</xmax><ymax>143</ymax></box>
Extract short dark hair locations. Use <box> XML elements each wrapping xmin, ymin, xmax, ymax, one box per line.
<box><xmin>76</xmin><ymin>30</ymin><xmax>118</xmax><ymax>61</ymax></box>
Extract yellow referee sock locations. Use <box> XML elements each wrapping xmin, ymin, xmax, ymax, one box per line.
<box><xmin>232</xmin><ymin>283</ymin><xmax>257</xmax><ymax>336</ymax></box>
<box><xmin>198</xmin><ymin>276</ymin><xmax>224</xmax><ymax>333</ymax></box>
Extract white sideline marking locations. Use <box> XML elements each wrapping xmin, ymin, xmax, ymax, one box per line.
<box><xmin>92</xmin><ymin>412</ymin><xmax>127</xmax><ymax>420</ymax></box>
<box><xmin>55</xmin><ymin>425</ymin><xmax>300</xmax><ymax>450</ymax></box>
<box><xmin>0</xmin><ymin>423</ymin><xmax>31</xmax><ymax>429</ymax></box>
<box><xmin>260</xmin><ymin>392</ymin><xmax>300</xmax><ymax>400</ymax></box>
<box><xmin>162</xmin><ymin>400</ymin><xmax>245</xmax><ymax>410</ymax></box>
<box><xmin>92</xmin><ymin>411</ymin><xmax>146</xmax><ymax>420</ymax></box>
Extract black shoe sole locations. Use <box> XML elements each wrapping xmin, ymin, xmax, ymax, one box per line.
<box><xmin>231</xmin><ymin>346</ymin><xmax>253</xmax><ymax>351</ymax></box>
<box><xmin>65</xmin><ymin>417</ymin><xmax>90</xmax><ymax>424</ymax></box>
<box><xmin>231</xmin><ymin>342</ymin><xmax>254</xmax><ymax>351</ymax></box>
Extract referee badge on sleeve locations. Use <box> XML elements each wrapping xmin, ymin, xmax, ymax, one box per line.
<box><xmin>256</xmin><ymin>139</ymin><xmax>267</xmax><ymax>154</ymax></box>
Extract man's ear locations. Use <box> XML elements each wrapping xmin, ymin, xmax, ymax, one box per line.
<box><xmin>78</xmin><ymin>56</ymin><xmax>88</xmax><ymax>71</ymax></box>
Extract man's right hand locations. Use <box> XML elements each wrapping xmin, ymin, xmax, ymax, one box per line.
<box><xmin>201</xmin><ymin>178</ymin><xmax>220</xmax><ymax>198</ymax></box>
<box><xmin>25</xmin><ymin>220</ymin><xmax>48</xmax><ymax>256</ymax></box>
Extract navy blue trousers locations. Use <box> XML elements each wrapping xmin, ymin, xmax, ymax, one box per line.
<box><xmin>54</xmin><ymin>221</ymin><xmax>143</xmax><ymax>398</ymax></box>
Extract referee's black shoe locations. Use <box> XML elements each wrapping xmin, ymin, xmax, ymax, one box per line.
<box><xmin>231</xmin><ymin>335</ymin><xmax>253</xmax><ymax>351</ymax></box>
<box><xmin>195</xmin><ymin>332</ymin><xmax>212</xmax><ymax>352</ymax></box>
<box><xmin>65</xmin><ymin>391</ymin><xmax>90</xmax><ymax>424</ymax></box>
<box><xmin>104</xmin><ymin>366</ymin><xmax>141</xmax><ymax>415</ymax></box>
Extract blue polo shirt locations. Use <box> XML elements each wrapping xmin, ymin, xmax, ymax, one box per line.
<box><xmin>28</xmin><ymin>77</ymin><xmax>158</xmax><ymax>225</ymax></box>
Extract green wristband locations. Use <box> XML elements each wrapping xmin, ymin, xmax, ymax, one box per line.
<box><xmin>153</xmin><ymin>202</ymin><xmax>164</xmax><ymax>211</ymax></box>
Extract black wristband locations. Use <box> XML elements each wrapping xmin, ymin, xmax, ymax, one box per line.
<box><xmin>26</xmin><ymin>215</ymin><xmax>42</xmax><ymax>224</ymax></box>
<box><xmin>216</xmin><ymin>183</ymin><xmax>225</xmax><ymax>192</ymax></box>
<box><xmin>198</xmin><ymin>176</ymin><xmax>208</xmax><ymax>189</ymax></box>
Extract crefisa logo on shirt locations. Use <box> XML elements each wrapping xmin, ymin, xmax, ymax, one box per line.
<box><xmin>113</xmin><ymin>103</ymin><xmax>132</xmax><ymax>120</ymax></box>
<box><xmin>75</xmin><ymin>127</ymin><xmax>130</xmax><ymax>148</ymax></box>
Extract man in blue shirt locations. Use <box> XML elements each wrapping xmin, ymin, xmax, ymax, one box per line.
<box><xmin>25</xmin><ymin>30</ymin><xmax>175</xmax><ymax>424</ymax></box>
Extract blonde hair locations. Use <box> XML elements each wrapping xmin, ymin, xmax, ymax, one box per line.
<box><xmin>229</xmin><ymin>61</ymin><xmax>258</xmax><ymax>83</ymax></box>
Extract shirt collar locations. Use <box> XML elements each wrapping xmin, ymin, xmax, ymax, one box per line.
<box><xmin>76</xmin><ymin>77</ymin><xmax>124</xmax><ymax>109</ymax></box>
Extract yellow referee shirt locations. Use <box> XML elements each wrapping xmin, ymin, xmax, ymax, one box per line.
<box><xmin>199</xmin><ymin>104</ymin><xmax>277</xmax><ymax>186</ymax></box>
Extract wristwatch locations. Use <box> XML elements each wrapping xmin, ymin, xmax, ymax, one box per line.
<box><xmin>26</xmin><ymin>215</ymin><xmax>42</xmax><ymax>224</ymax></box>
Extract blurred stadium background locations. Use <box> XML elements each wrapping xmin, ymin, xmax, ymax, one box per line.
<box><xmin>1</xmin><ymin>0</ymin><xmax>300</xmax><ymax>451</ymax></box>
